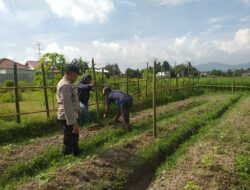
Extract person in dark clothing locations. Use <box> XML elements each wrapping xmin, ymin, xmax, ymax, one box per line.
<box><xmin>77</xmin><ymin>74</ymin><xmax>95</xmax><ymax>123</ymax></box>
<box><xmin>103</xmin><ymin>86</ymin><xmax>133</xmax><ymax>132</ymax></box>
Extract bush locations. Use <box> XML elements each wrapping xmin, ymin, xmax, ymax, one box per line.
<box><xmin>4</xmin><ymin>80</ymin><xmax>14</xmax><ymax>87</ymax></box>
<box><xmin>0</xmin><ymin>117</ymin><xmax>60</xmax><ymax>145</ymax></box>
<box><xmin>0</xmin><ymin>91</ymin><xmax>22</xmax><ymax>103</ymax></box>
<box><xmin>18</xmin><ymin>81</ymin><xmax>33</xmax><ymax>86</ymax></box>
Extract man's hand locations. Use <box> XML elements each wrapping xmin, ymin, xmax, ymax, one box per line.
<box><xmin>73</xmin><ymin>124</ymin><xmax>80</xmax><ymax>134</ymax></box>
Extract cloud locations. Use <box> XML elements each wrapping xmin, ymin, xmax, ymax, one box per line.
<box><xmin>240</xmin><ymin>0</ymin><xmax>250</xmax><ymax>5</ymax></box>
<box><xmin>201</xmin><ymin>24</ymin><xmax>223</xmax><ymax>35</ymax></box>
<box><xmin>116</xmin><ymin>0</ymin><xmax>136</xmax><ymax>7</ymax></box>
<box><xmin>45</xmin><ymin>0</ymin><xmax>114</xmax><ymax>24</ymax></box>
<box><xmin>145</xmin><ymin>0</ymin><xmax>199</xmax><ymax>6</ymax></box>
<box><xmin>93</xmin><ymin>40</ymin><xmax>122</xmax><ymax>52</ymax></box>
<box><xmin>11</xmin><ymin>29</ymin><xmax>250</xmax><ymax>70</ymax></box>
<box><xmin>174</xmin><ymin>36</ymin><xmax>187</xmax><ymax>47</ymax></box>
<box><xmin>239</xmin><ymin>15</ymin><xmax>250</xmax><ymax>22</ymax></box>
<box><xmin>216</xmin><ymin>28</ymin><xmax>250</xmax><ymax>54</ymax></box>
<box><xmin>91</xmin><ymin>39</ymin><xmax>149</xmax><ymax>69</ymax></box>
<box><xmin>208</xmin><ymin>16</ymin><xmax>228</xmax><ymax>24</ymax></box>
<box><xmin>15</xmin><ymin>10</ymin><xmax>48</xmax><ymax>28</ymax></box>
<box><xmin>44</xmin><ymin>43</ymin><xmax>81</xmax><ymax>60</ymax></box>
<box><xmin>0</xmin><ymin>0</ymin><xmax>8</xmax><ymax>13</ymax></box>
<box><xmin>89</xmin><ymin>35</ymin><xmax>220</xmax><ymax>69</ymax></box>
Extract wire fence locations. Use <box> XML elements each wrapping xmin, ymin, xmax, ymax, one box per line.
<box><xmin>0</xmin><ymin>61</ymin><xmax>250</xmax><ymax>124</ymax></box>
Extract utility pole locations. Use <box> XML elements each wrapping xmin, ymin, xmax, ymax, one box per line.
<box><xmin>35</xmin><ymin>42</ymin><xmax>43</xmax><ymax>60</ymax></box>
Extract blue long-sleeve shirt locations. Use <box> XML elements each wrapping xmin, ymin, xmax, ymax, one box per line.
<box><xmin>106</xmin><ymin>90</ymin><xmax>132</xmax><ymax>107</ymax></box>
<box><xmin>77</xmin><ymin>74</ymin><xmax>93</xmax><ymax>105</ymax></box>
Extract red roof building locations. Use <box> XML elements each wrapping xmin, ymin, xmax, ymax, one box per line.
<box><xmin>0</xmin><ymin>58</ymin><xmax>30</xmax><ymax>70</ymax></box>
<box><xmin>0</xmin><ymin>58</ymin><xmax>35</xmax><ymax>83</ymax></box>
<box><xmin>25</xmin><ymin>61</ymin><xmax>40</xmax><ymax>70</ymax></box>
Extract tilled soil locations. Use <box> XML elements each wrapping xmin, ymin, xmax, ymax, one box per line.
<box><xmin>16</xmin><ymin>95</ymin><xmax>230</xmax><ymax>190</ymax></box>
<box><xmin>147</xmin><ymin>96</ymin><xmax>250</xmax><ymax>190</ymax></box>
<box><xmin>0</xmin><ymin>98</ymin><xmax>202</xmax><ymax>177</ymax></box>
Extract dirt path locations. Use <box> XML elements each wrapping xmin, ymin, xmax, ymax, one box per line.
<box><xmin>147</xmin><ymin>96</ymin><xmax>250</xmax><ymax>190</ymax></box>
<box><xmin>15</xmin><ymin>95</ymin><xmax>230</xmax><ymax>190</ymax></box>
<box><xmin>0</xmin><ymin>98</ymin><xmax>202</xmax><ymax>176</ymax></box>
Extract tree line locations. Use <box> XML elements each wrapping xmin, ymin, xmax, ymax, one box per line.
<box><xmin>36</xmin><ymin>53</ymin><xmax>250</xmax><ymax>82</ymax></box>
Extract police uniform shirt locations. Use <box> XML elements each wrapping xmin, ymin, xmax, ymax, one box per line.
<box><xmin>57</xmin><ymin>76</ymin><xmax>80</xmax><ymax>126</ymax></box>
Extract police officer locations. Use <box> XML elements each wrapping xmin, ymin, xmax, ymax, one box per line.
<box><xmin>103</xmin><ymin>86</ymin><xmax>133</xmax><ymax>132</ymax></box>
<box><xmin>57</xmin><ymin>64</ymin><xmax>81</xmax><ymax>156</ymax></box>
<box><xmin>77</xmin><ymin>74</ymin><xmax>95</xmax><ymax>123</ymax></box>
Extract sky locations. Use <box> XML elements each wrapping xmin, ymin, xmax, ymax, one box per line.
<box><xmin>0</xmin><ymin>0</ymin><xmax>250</xmax><ymax>70</ymax></box>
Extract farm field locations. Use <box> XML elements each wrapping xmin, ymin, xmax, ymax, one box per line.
<box><xmin>1</xmin><ymin>1</ymin><xmax>250</xmax><ymax>189</ymax></box>
<box><xmin>0</xmin><ymin>92</ymin><xmax>249</xmax><ymax>190</ymax></box>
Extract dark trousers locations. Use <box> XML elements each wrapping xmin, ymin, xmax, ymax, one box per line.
<box><xmin>120</xmin><ymin>99</ymin><xmax>133</xmax><ymax>124</ymax></box>
<box><xmin>59</xmin><ymin>120</ymin><xmax>80</xmax><ymax>156</ymax></box>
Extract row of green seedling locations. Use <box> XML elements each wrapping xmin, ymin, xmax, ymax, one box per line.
<box><xmin>81</xmin><ymin>95</ymin><xmax>240</xmax><ymax>189</ymax></box>
<box><xmin>0</xmin><ymin>100</ymin><xmax>203</xmax><ymax>189</ymax></box>
<box><xmin>0</xmin><ymin>88</ymin><xmax>204</xmax><ymax>145</ymax></box>
<box><xmin>15</xmin><ymin>95</ymin><xmax>238</xmax><ymax>190</ymax></box>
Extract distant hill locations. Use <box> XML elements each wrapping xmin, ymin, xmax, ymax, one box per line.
<box><xmin>196</xmin><ymin>62</ymin><xmax>250</xmax><ymax>72</ymax></box>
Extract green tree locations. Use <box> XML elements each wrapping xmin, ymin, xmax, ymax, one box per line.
<box><xmin>162</xmin><ymin>60</ymin><xmax>171</xmax><ymax>72</ymax></box>
<box><xmin>38</xmin><ymin>53</ymin><xmax>66</xmax><ymax>74</ymax></box>
<box><xmin>71</xmin><ymin>57</ymin><xmax>89</xmax><ymax>74</ymax></box>
<box><xmin>211</xmin><ymin>69</ymin><xmax>223</xmax><ymax>76</ymax></box>
<box><xmin>35</xmin><ymin>53</ymin><xmax>66</xmax><ymax>85</ymax></box>
<box><xmin>125</xmin><ymin>68</ymin><xmax>143</xmax><ymax>78</ymax></box>
<box><xmin>104</xmin><ymin>63</ymin><xmax>121</xmax><ymax>77</ymax></box>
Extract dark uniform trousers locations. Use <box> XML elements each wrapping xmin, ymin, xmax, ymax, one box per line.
<box><xmin>59</xmin><ymin>120</ymin><xmax>80</xmax><ymax>156</ymax></box>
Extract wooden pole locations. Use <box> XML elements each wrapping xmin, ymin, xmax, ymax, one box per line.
<box><xmin>176</xmin><ymin>74</ymin><xmax>179</xmax><ymax>89</ymax></box>
<box><xmin>126</xmin><ymin>73</ymin><xmax>129</xmax><ymax>94</ymax></box>
<box><xmin>192</xmin><ymin>71</ymin><xmax>194</xmax><ymax>86</ymax></box>
<box><xmin>160</xmin><ymin>65</ymin><xmax>163</xmax><ymax>96</ymax></box>
<box><xmin>232</xmin><ymin>65</ymin><xmax>235</xmax><ymax>93</ymax></box>
<box><xmin>169</xmin><ymin>67</ymin><xmax>171</xmax><ymax>94</ymax></box>
<box><xmin>198</xmin><ymin>72</ymin><xmax>200</xmax><ymax>84</ymax></box>
<box><xmin>182</xmin><ymin>74</ymin><xmax>185</xmax><ymax>87</ymax></box>
<box><xmin>137</xmin><ymin>69</ymin><xmax>140</xmax><ymax>100</ymax></box>
<box><xmin>92</xmin><ymin>58</ymin><xmax>100</xmax><ymax>123</ymax></box>
<box><xmin>213</xmin><ymin>75</ymin><xmax>216</xmax><ymax>91</ymax></box>
<box><xmin>192</xmin><ymin>71</ymin><xmax>194</xmax><ymax>91</ymax></box>
<box><xmin>41</xmin><ymin>63</ymin><xmax>50</xmax><ymax>118</ymax></box>
<box><xmin>101</xmin><ymin>68</ymin><xmax>104</xmax><ymax>87</ymax></box>
<box><xmin>145</xmin><ymin>62</ymin><xmax>148</xmax><ymax>97</ymax></box>
<box><xmin>153</xmin><ymin>59</ymin><xmax>157</xmax><ymax>138</ymax></box>
<box><xmin>113</xmin><ymin>65</ymin><xmax>115</xmax><ymax>89</ymax></box>
<box><xmin>13</xmin><ymin>63</ymin><xmax>21</xmax><ymax>123</ymax></box>
<box><xmin>61</xmin><ymin>66</ymin><xmax>64</xmax><ymax>77</ymax></box>
<box><xmin>51</xmin><ymin>68</ymin><xmax>55</xmax><ymax>111</ymax></box>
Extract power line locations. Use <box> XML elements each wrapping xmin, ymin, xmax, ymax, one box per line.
<box><xmin>34</xmin><ymin>42</ymin><xmax>43</xmax><ymax>61</ymax></box>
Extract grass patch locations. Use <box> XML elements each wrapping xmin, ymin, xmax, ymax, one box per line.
<box><xmin>121</xmin><ymin>95</ymin><xmax>240</xmax><ymax>189</ymax></box>
<box><xmin>236</xmin><ymin>154</ymin><xmax>250</xmax><ymax>189</ymax></box>
<box><xmin>0</xmin><ymin>88</ymin><xmax>204</xmax><ymax>145</ymax></box>
<box><xmin>0</xmin><ymin>100</ymin><xmax>202</xmax><ymax>188</ymax></box>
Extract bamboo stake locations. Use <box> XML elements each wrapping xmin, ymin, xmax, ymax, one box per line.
<box><xmin>153</xmin><ymin>59</ymin><xmax>157</xmax><ymax>138</ymax></box>
<box><xmin>13</xmin><ymin>63</ymin><xmax>20</xmax><ymax>123</ymax></box>
<box><xmin>92</xmin><ymin>58</ymin><xmax>100</xmax><ymax>123</ymax></box>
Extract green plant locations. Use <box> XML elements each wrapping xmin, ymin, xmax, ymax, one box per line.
<box><xmin>184</xmin><ymin>181</ymin><xmax>200</xmax><ymax>190</ymax></box>
<box><xmin>201</xmin><ymin>155</ymin><xmax>213</xmax><ymax>168</ymax></box>
<box><xmin>0</xmin><ymin>91</ymin><xmax>22</xmax><ymax>103</ymax></box>
<box><xmin>237</xmin><ymin>154</ymin><xmax>250</xmax><ymax>189</ymax></box>
<box><xmin>4</xmin><ymin>80</ymin><xmax>14</xmax><ymax>87</ymax></box>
